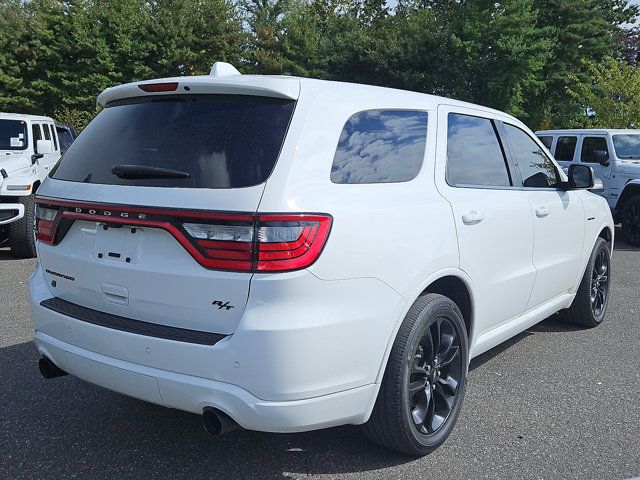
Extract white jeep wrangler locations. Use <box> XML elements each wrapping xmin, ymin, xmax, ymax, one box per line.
<box><xmin>536</xmin><ymin>129</ymin><xmax>640</xmax><ymax>246</ymax></box>
<box><xmin>0</xmin><ymin>113</ymin><xmax>61</xmax><ymax>257</ymax></box>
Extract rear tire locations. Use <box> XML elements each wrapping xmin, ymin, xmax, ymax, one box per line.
<box><xmin>621</xmin><ymin>196</ymin><xmax>640</xmax><ymax>247</ymax></box>
<box><xmin>560</xmin><ymin>237</ymin><xmax>611</xmax><ymax>328</ymax></box>
<box><xmin>9</xmin><ymin>194</ymin><xmax>37</xmax><ymax>258</ymax></box>
<box><xmin>362</xmin><ymin>293</ymin><xmax>469</xmax><ymax>456</ymax></box>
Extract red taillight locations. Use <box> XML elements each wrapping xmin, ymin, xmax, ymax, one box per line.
<box><xmin>35</xmin><ymin>204</ymin><xmax>61</xmax><ymax>244</ymax></box>
<box><xmin>182</xmin><ymin>214</ymin><xmax>332</xmax><ymax>272</ymax></box>
<box><xmin>255</xmin><ymin>215</ymin><xmax>332</xmax><ymax>271</ymax></box>
<box><xmin>34</xmin><ymin>198</ymin><xmax>332</xmax><ymax>273</ymax></box>
<box><xmin>138</xmin><ymin>82</ymin><xmax>179</xmax><ymax>92</ymax></box>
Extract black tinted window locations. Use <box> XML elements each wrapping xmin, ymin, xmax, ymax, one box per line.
<box><xmin>555</xmin><ymin>136</ymin><xmax>577</xmax><ymax>162</ymax></box>
<box><xmin>56</xmin><ymin>126</ymin><xmax>74</xmax><ymax>153</ymax></box>
<box><xmin>53</xmin><ymin>95</ymin><xmax>296</xmax><ymax>188</ymax></box>
<box><xmin>538</xmin><ymin>136</ymin><xmax>552</xmax><ymax>149</ymax></box>
<box><xmin>505</xmin><ymin>124</ymin><xmax>558</xmax><ymax>188</ymax></box>
<box><xmin>581</xmin><ymin>137</ymin><xmax>609</xmax><ymax>163</ymax></box>
<box><xmin>446</xmin><ymin>114</ymin><xmax>511</xmax><ymax>187</ymax></box>
<box><xmin>0</xmin><ymin>119</ymin><xmax>28</xmax><ymax>150</ymax></box>
<box><xmin>330</xmin><ymin>110</ymin><xmax>427</xmax><ymax>184</ymax></box>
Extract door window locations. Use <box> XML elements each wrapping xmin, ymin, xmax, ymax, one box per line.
<box><xmin>446</xmin><ymin>113</ymin><xmax>511</xmax><ymax>187</ymax></box>
<box><xmin>504</xmin><ymin>124</ymin><xmax>559</xmax><ymax>188</ymax></box>
<box><xmin>554</xmin><ymin>136</ymin><xmax>577</xmax><ymax>162</ymax></box>
<box><xmin>32</xmin><ymin>124</ymin><xmax>42</xmax><ymax>153</ymax></box>
<box><xmin>581</xmin><ymin>137</ymin><xmax>609</xmax><ymax>163</ymax></box>
<box><xmin>537</xmin><ymin>136</ymin><xmax>553</xmax><ymax>149</ymax></box>
<box><xmin>47</xmin><ymin>124</ymin><xmax>58</xmax><ymax>151</ymax></box>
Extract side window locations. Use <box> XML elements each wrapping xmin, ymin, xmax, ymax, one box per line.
<box><xmin>32</xmin><ymin>124</ymin><xmax>43</xmax><ymax>153</ymax></box>
<box><xmin>446</xmin><ymin>113</ymin><xmax>511</xmax><ymax>187</ymax></box>
<box><xmin>43</xmin><ymin>123</ymin><xmax>51</xmax><ymax>140</ymax></box>
<box><xmin>47</xmin><ymin>124</ymin><xmax>58</xmax><ymax>151</ymax></box>
<box><xmin>537</xmin><ymin>135</ymin><xmax>553</xmax><ymax>149</ymax></box>
<box><xmin>581</xmin><ymin>137</ymin><xmax>608</xmax><ymax>163</ymax></box>
<box><xmin>554</xmin><ymin>136</ymin><xmax>577</xmax><ymax>162</ymax></box>
<box><xmin>330</xmin><ymin>110</ymin><xmax>427</xmax><ymax>184</ymax></box>
<box><xmin>505</xmin><ymin>124</ymin><xmax>558</xmax><ymax>188</ymax></box>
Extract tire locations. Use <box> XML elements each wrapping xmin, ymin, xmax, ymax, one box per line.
<box><xmin>362</xmin><ymin>293</ymin><xmax>469</xmax><ymax>456</ymax></box>
<box><xmin>9</xmin><ymin>194</ymin><xmax>37</xmax><ymax>258</ymax></box>
<box><xmin>560</xmin><ymin>237</ymin><xmax>611</xmax><ymax>328</ymax></box>
<box><xmin>621</xmin><ymin>196</ymin><xmax>640</xmax><ymax>247</ymax></box>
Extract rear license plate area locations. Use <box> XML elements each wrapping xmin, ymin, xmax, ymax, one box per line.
<box><xmin>94</xmin><ymin>224</ymin><xmax>143</xmax><ymax>264</ymax></box>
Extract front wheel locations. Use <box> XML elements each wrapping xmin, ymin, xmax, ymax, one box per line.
<box><xmin>560</xmin><ymin>237</ymin><xmax>611</xmax><ymax>328</ymax></box>
<box><xmin>9</xmin><ymin>194</ymin><xmax>37</xmax><ymax>258</ymax></box>
<box><xmin>362</xmin><ymin>293</ymin><xmax>469</xmax><ymax>456</ymax></box>
<box><xmin>621</xmin><ymin>196</ymin><xmax>640</xmax><ymax>247</ymax></box>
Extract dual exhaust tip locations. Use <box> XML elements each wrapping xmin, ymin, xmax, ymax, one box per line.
<box><xmin>38</xmin><ymin>356</ymin><xmax>240</xmax><ymax>436</ymax></box>
<box><xmin>38</xmin><ymin>356</ymin><xmax>68</xmax><ymax>379</ymax></box>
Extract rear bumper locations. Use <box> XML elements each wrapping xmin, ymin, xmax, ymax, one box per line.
<box><xmin>0</xmin><ymin>202</ymin><xmax>24</xmax><ymax>225</ymax></box>
<box><xmin>29</xmin><ymin>264</ymin><xmax>405</xmax><ymax>432</ymax></box>
<box><xmin>34</xmin><ymin>331</ymin><xmax>376</xmax><ymax>432</ymax></box>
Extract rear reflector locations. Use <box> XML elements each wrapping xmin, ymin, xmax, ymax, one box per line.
<box><xmin>34</xmin><ymin>198</ymin><xmax>332</xmax><ymax>273</ymax></box>
<box><xmin>138</xmin><ymin>82</ymin><xmax>179</xmax><ymax>92</ymax></box>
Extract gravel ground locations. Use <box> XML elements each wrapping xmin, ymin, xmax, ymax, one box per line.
<box><xmin>1</xmin><ymin>231</ymin><xmax>639</xmax><ymax>480</ymax></box>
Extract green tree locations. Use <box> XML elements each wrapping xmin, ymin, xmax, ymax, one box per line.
<box><xmin>527</xmin><ymin>0</ymin><xmax>638</xmax><ymax>128</ymax></box>
<box><xmin>567</xmin><ymin>57</ymin><xmax>640</xmax><ymax>128</ymax></box>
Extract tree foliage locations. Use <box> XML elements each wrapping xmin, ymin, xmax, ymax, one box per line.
<box><xmin>567</xmin><ymin>57</ymin><xmax>640</xmax><ymax>128</ymax></box>
<box><xmin>0</xmin><ymin>0</ymin><xmax>638</xmax><ymax>132</ymax></box>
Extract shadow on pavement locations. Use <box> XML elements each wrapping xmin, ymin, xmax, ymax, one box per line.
<box><xmin>0</xmin><ymin>341</ymin><xmax>412</xmax><ymax>479</ymax></box>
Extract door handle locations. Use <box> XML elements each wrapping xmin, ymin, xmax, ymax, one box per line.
<box><xmin>535</xmin><ymin>207</ymin><xmax>550</xmax><ymax>218</ymax></box>
<box><xmin>462</xmin><ymin>211</ymin><xmax>484</xmax><ymax>225</ymax></box>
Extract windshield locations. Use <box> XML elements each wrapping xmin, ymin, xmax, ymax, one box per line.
<box><xmin>52</xmin><ymin>95</ymin><xmax>296</xmax><ymax>188</ymax></box>
<box><xmin>0</xmin><ymin>119</ymin><xmax>28</xmax><ymax>151</ymax></box>
<box><xmin>612</xmin><ymin>134</ymin><xmax>640</xmax><ymax>159</ymax></box>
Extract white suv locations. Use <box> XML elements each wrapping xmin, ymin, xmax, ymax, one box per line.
<box><xmin>1</xmin><ymin>113</ymin><xmax>61</xmax><ymax>257</ymax></box>
<box><xmin>536</xmin><ymin>129</ymin><xmax>640</xmax><ymax>246</ymax></box>
<box><xmin>30</xmin><ymin>63</ymin><xmax>614</xmax><ymax>456</ymax></box>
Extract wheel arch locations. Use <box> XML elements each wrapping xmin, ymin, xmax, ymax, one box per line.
<box><xmin>615</xmin><ymin>181</ymin><xmax>640</xmax><ymax>211</ymax></box>
<box><xmin>374</xmin><ymin>269</ymin><xmax>476</xmax><ymax>385</ymax></box>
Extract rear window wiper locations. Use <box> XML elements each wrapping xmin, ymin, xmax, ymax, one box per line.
<box><xmin>111</xmin><ymin>164</ymin><xmax>191</xmax><ymax>180</ymax></box>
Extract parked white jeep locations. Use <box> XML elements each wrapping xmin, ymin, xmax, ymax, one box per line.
<box><xmin>0</xmin><ymin>113</ymin><xmax>61</xmax><ymax>257</ymax></box>
<box><xmin>536</xmin><ymin>129</ymin><xmax>640</xmax><ymax>246</ymax></box>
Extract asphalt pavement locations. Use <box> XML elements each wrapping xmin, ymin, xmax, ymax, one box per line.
<box><xmin>1</xmin><ymin>231</ymin><xmax>639</xmax><ymax>479</ymax></box>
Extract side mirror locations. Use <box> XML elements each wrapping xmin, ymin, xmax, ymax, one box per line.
<box><xmin>36</xmin><ymin>139</ymin><xmax>54</xmax><ymax>155</ymax></box>
<box><xmin>568</xmin><ymin>164</ymin><xmax>595</xmax><ymax>189</ymax></box>
<box><xmin>31</xmin><ymin>153</ymin><xmax>44</xmax><ymax>165</ymax></box>
<box><xmin>592</xmin><ymin>149</ymin><xmax>610</xmax><ymax>166</ymax></box>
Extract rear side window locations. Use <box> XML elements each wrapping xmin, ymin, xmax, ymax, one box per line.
<box><xmin>581</xmin><ymin>137</ymin><xmax>609</xmax><ymax>163</ymax></box>
<box><xmin>555</xmin><ymin>136</ymin><xmax>577</xmax><ymax>162</ymax></box>
<box><xmin>446</xmin><ymin>113</ymin><xmax>511</xmax><ymax>187</ymax></box>
<box><xmin>53</xmin><ymin>95</ymin><xmax>296</xmax><ymax>188</ymax></box>
<box><xmin>505</xmin><ymin>124</ymin><xmax>558</xmax><ymax>188</ymax></box>
<box><xmin>330</xmin><ymin>110</ymin><xmax>427</xmax><ymax>184</ymax></box>
<box><xmin>537</xmin><ymin>135</ymin><xmax>552</xmax><ymax>149</ymax></box>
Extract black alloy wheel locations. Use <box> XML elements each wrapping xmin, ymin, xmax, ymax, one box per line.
<box><xmin>590</xmin><ymin>248</ymin><xmax>610</xmax><ymax>321</ymax></box>
<box><xmin>409</xmin><ymin>317</ymin><xmax>463</xmax><ymax>435</ymax></box>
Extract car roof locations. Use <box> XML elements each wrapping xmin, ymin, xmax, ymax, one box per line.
<box><xmin>96</xmin><ymin>63</ymin><xmax>520</xmax><ymax>126</ymax></box>
<box><xmin>0</xmin><ymin>112</ymin><xmax>54</xmax><ymax>122</ymax></box>
<box><xmin>536</xmin><ymin>129</ymin><xmax>640</xmax><ymax>135</ymax></box>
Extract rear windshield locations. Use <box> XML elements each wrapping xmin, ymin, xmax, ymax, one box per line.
<box><xmin>52</xmin><ymin>95</ymin><xmax>296</xmax><ymax>188</ymax></box>
<box><xmin>0</xmin><ymin>119</ymin><xmax>28</xmax><ymax>151</ymax></box>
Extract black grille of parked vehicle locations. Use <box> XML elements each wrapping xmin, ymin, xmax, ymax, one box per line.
<box><xmin>40</xmin><ymin>297</ymin><xmax>226</xmax><ymax>346</ymax></box>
